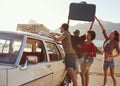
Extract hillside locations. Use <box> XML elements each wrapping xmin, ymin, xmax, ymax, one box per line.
<box><xmin>53</xmin><ymin>20</ymin><xmax>120</xmax><ymax>40</ymax></box>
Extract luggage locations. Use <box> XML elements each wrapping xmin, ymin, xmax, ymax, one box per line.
<box><xmin>69</xmin><ymin>2</ymin><xmax>96</xmax><ymax>21</ymax></box>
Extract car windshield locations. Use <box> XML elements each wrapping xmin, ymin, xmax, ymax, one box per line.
<box><xmin>0</xmin><ymin>33</ymin><xmax>23</xmax><ymax>64</ymax></box>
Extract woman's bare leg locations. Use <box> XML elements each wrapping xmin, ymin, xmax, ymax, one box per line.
<box><xmin>103</xmin><ymin>67</ymin><xmax>108</xmax><ymax>86</ymax></box>
<box><xmin>81</xmin><ymin>71</ymin><xmax>85</xmax><ymax>86</ymax></box>
<box><xmin>85</xmin><ymin>69</ymin><xmax>90</xmax><ymax>86</ymax></box>
<box><xmin>81</xmin><ymin>68</ymin><xmax>88</xmax><ymax>86</ymax></box>
<box><xmin>110</xmin><ymin>67</ymin><xmax>116</xmax><ymax>86</ymax></box>
<box><xmin>81</xmin><ymin>63</ymin><xmax>90</xmax><ymax>86</ymax></box>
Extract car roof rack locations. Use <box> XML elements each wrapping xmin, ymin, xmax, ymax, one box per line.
<box><xmin>37</xmin><ymin>31</ymin><xmax>54</xmax><ymax>39</ymax></box>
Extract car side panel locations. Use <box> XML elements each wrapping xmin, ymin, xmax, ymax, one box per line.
<box><xmin>7</xmin><ymin>63</ymin><xmax>53</xmax><ymax>86</ymax></box>
<box><xmin>50</xmin><ymin>60</ymin><xmax>66</xmax><ymax>86</ymax></box>
<box><xmin>22</xmin><ymin>73</ymin><xmax>53</xmax><ymax>86</ymax></box>
<box><xmin>0</xmin><ymin>70</ymin><xmax>6</xmax><ymax>86</ymax></box>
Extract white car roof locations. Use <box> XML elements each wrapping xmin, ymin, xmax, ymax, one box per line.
<box><xmin>0</xmin><ymin>30</ymin><xmax>54</xmax><ymax>42</ymax></box>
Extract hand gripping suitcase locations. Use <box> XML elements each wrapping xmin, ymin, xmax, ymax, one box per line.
<box><xmin>69</xmin><ymin>2</ymin><xmax>96</xmax><ymax>22</ymax></box>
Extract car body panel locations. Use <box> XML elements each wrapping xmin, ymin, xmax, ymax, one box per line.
<box><xmin>0</xmin><ymin>31</ymin><xmax>66</xmax><ymax>86</ymax></box>
<box><xmin>7</xmin><ymin>63</ymin><xmax>53</xmax><ymax>86</ymax></box>
<box><xmin>50</xmin><ymin>60</ymin><xmax>66</xmax><ymax>86</ymax></box>
<box><xmin>0</xmin><ymin>69</ymin><xmax>6</xmax><ymax>86</ymax></box>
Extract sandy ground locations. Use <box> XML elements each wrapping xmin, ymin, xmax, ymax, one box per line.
<box><xmin>69</xmin><ymin>54</ymin><xmax>120</xmax><ymax>86</ymax></box>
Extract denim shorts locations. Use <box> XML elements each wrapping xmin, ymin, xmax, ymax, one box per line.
<box><xmin>65</xmin><ymin>53</ymin><xmax>77</xmax><ymax>70</ymax></box>
<box><xmin>104</xmin><ymin>59</ymin><xmax>115</xmax><ymax>67</ymax></box>
<box><xmin>84</xmin><ymin>56</ymin><xmax>94</xmax><ymax>64</ymax></box>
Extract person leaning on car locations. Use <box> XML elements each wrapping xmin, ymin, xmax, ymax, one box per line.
<box><xmin>54</xmin><ymin>23</ymin><xmax>78</xmax><ymax>86</ymax></box>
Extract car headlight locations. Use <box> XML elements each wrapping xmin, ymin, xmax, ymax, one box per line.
<box><xmin>0</xmin><ymin>70</ymin><xmax>6</xmax><ymax>86</ymax></box>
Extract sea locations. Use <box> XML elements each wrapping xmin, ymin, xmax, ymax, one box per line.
<box><xmin>93</xmin><ymin>40</ymin><xmax>104</xmax><ymax>47</ymax></box>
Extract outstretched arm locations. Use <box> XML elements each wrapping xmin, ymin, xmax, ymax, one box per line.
<box><xmin>95</xmin><ymin>16</ymin><xmax>105</xmax><ymax>31</ymax></box>
<box><xmin>95</xmin><ymin>16</ymin><xmax>108</xmax><ymax>39</ymax></box>
<box><xmin>67</xmin><ymin>16</ymin><xmax>70</xmax><ymax>25</ymax></box>
<box><xmin>89</xmin><ymin>17</ymin><xmax>95</xmax><ymax>30</ymax></box>
<box><xmin>54</xmin><ymin>35</ymin><xmax>65</xmax><ymax>41</ymax></box>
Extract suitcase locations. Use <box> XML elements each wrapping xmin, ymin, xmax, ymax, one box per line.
<box><xmin>69</xmin><ymin>2</ymin><xmax>96</xmax><ymax>21</ymax></box>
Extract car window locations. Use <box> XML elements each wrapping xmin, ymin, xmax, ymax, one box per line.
<box><xmin>45</xmin><ymin>42</ymin><xmax>62</xmax><ymax>61</ymax></box>
<box><xmin>0</xmin><ymin>33</ymin><xmax>23</xmax><ymax>64</ymax></box>
<box><xmin>57</xmin><ymin>44</ymin><xmax>65</xmax><ymax>59</ymax></box>
<box><xmin>19</xmin><ymin>38</ymin><xmax>46</xmax><ymax>65</ymax></box>
<box><xmin>0</xmin><ymin>40</ymin><xmax>10</xmax><ymax>53</ymax></box>
<box><xmin>24</xmin><ymin>44</ymin><xmax>32</xmax><ymax>52</ymax></box>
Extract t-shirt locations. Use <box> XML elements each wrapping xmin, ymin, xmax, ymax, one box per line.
<box><xmin>62</xmin><ymin>31</ymin><xmax>75</xmax><ymax>54</ymax></box>
<box><xmin>82</xmin><ymin>42</ymin><xmax>96</xmax><ymax>57</ymax></box>
<box><xmin>71</xmin><ymin>35</ymin><xmax>86</xmax><ymax>58</ymax></box>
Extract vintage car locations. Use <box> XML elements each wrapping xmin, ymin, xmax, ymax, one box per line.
<box><xmin>0</xmin><ymin>31</ymin><xmax>69</xmax><ymax>86</ymax></box>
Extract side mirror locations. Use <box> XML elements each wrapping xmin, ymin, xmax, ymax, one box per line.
<box><xmin>27</xmin><ymin>56</ymin><xmax>38</xmax><ymax>64</ymax></box>
<box><xmin>20</xmin><ymin>60</ymin><xmax>28</xmax><ymax>70</ymax></box>
<box><xmin>20</xmin><ymin>56</ymin><xmax>38</xmax><ymax>71</ymax></box>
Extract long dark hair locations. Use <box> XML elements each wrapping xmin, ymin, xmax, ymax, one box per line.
<box><xmin>114</xmin><ymin>30</ymin><xmax>119</xmax><ymax>42</ymax></box>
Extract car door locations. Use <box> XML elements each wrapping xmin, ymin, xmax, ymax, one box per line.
<box><xmin>45</xmin><ymin>42</ymin><xmax>66</xmax><ymax>86</ymax></box>
<box><xmin>7</xmin><ymin>63</ymin><xmax>53</xmax><ymax>86</ymax></box>
<box><xmin>7</xmin><ymin>38</ymin><xmax>53</xmax><ymax>86</ymax></box>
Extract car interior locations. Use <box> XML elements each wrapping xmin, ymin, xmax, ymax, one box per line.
<box><xmin>19</xmin><ymin>38</ymin><xmax>46</xmax><ymax>65</ymax></box>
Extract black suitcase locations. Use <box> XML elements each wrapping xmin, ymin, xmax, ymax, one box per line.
<box><xmin>69</xmin><ymin>2</ymin><xmax>96</xmax><ymax>21</ymax></box>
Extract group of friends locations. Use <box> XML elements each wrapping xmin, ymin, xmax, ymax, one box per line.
<box><xmin>53</xmin><ymin>16</ymin><xmax>120</xmax><ymax>86</ymax></box>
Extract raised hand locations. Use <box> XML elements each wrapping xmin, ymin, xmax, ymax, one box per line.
<box><xmin>95</xmin><ymin>16</ymin><xmax>105</xmax><ymax>31</ymax></box>
<box><xmin>89</xmin><ymin>16</ymin><xmax>95</xmax><ymax>30</ymax></box>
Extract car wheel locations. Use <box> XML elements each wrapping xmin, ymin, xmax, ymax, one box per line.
<box><xmin>60</xmin><ymin>75</ymin><xmax>70</xmax><ymax>86</ymax></box>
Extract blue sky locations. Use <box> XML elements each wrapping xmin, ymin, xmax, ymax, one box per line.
<box><xmin>0</xmin><ymin>0</ymin><xmax>120</xmax><ymax>31</ymax></box>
